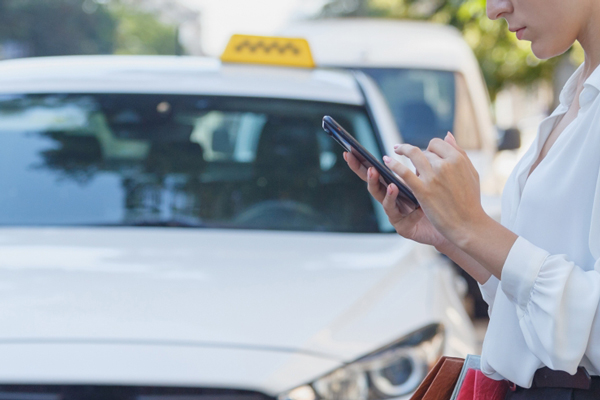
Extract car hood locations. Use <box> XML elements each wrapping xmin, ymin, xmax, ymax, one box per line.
<box><xmin>0</xmin><ymin>227</ymin><xmax>452</xmax><ymax>393</ymax></box>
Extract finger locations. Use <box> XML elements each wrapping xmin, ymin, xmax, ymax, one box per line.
<box><xmin>382</xmin><ymin>184</ymin><xmax>406</xmax><ymax>219</ymax></box>
<box><xmin>445</xmin><ymin>131</ymin><xmax>458</xmax><ymax>147</ymax></box>
<box><xmin>344</xmin><ymin>152</ymin><xmax>368</xmax><ymax>182</ymax></box>
<box><xmin>383</xmin><ymin>185</ymin><xmax>427</xmax><ymax>227</ymax></box>
<box><xmin>427</xmin><ymin>138</ymin><xmax>458</xmax><ymax>159</ymax></box>
<box><xmin>393</xmin><ymin>144</ymin><xmax>433</xmax><ymax>176</ymax></box>
<box><xmin>422</xmin><ymin>150</ymin><xmax>442</xmax><ymax>165</ymax></box>
<box><xmin>444</xmin><ymin>132</ymin><xmax>468</xmax><ymax>157</ymax></box>
<box><xmin>444</xmin><ymin>132</ymin><xmax>478</xmax><ymax>177</ymax></box>
<box><xmin>383</xmin><ymin>155</ymin><xmax>425</xmax><ymax>195</ymax></box>
<box><xmin>400</xmin><ymin>206</ymin><xmax>426</xmax><ymax>228</ymax></box>
<box><xmin>367</xmin><ymin>167</ymin><xmax>387</xmax><ymax>203</ymax></box>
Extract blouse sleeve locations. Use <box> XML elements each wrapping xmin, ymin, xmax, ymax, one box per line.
<box><xmin>500</xmin><ymin>236</ymin><xmax>600</xmax><ymax>373</ymax></box>
<box><xmin>478</xmin><ymin>276</ymin><xmax>499</xmax><ymax>315</ymax></box>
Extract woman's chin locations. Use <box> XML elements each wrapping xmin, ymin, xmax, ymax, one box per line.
<box><xmin>531</xmin><ymin>41</ymin><xmax>574</xmax><ymax>60</ymax></box>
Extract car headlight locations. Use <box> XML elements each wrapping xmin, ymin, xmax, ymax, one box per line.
<box><xmin>278</xmin><ymin>323</ymin><xmax>444</xmax><ymax>400</ymax></box>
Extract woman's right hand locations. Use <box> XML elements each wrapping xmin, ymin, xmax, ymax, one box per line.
<box><xmin>343</xmin><ymin>152</ymin><xmax>451</xmax><ymax>251</ymax></box>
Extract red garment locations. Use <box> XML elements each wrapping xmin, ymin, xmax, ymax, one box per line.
<box><xmin>456</xmin><ymin>369</ymin><xmax>509</xmax><ymax>400</ymax></box>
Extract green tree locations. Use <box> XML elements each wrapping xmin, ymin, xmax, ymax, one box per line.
<box><xmin>0</xmin><ymin>0</ymin><xmax>180</xmax><ymax>59</ymax></box>
<box><xmin>108</xmin><ymin>2</ymin><xmax>180</xmax><ymax>55</ymax></box>
<box><xmin>317</xmin><ymin>0</ymin><xmax>583</xmax><ymax>100</ymax></box>
<box><xmin>0</xmin><ymin>0</ymin><xmax>116</xmax><ymax>57</ymax></box>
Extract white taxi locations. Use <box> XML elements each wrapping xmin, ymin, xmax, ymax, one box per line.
<box><xmin>0</xmin><ymin>36</ymin><xmax>475</xmax><ymax>400</ymax></box>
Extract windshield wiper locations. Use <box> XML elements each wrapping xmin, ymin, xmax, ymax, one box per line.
<box><xmin>126</xmin><ymin>219</ymin><xmax>212</xmax><ymax>228</ymax></box>
<box><xmin>93</xmin><ymin>219</ymin><xmax>214</xmax><ymax>228</ymax></box>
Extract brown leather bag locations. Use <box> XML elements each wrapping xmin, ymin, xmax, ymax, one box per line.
<box><xmin>410</xmin><ymin>356</ymin><xmax>465</xmax><ymax>400</ymax></box>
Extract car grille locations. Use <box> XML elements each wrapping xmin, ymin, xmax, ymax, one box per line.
<box><xmin>0</xmin><ymin>385</ymin><xmax>276</xmax><ymax>400</ymax></box>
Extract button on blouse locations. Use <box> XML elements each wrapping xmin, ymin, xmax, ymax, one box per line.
<box><xmin>478</xmin><ymin>63</ymin><xmax>600</xmax><ymax>388</ymax></box>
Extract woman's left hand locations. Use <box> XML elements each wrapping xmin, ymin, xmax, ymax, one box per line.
<box><xmin>384</xmin><ymin>133</ymin><xmax>487</xmax><ymax>248</ymax></box>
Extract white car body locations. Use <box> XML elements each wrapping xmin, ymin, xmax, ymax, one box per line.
<box><xmin>0</xmin><ymin>56</ymin><xmax>475</xmax><ymax>399</ymax></box>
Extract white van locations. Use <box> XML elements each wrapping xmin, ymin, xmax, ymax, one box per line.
<box><xmin>281</xmin><ymin>19</ymin><xmax>520</xmax><ymax>205</ymax></box>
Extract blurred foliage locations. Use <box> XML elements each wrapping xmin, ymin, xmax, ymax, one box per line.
<box><xmin>0</xmin><ymin>0</ymin><xmax>116</xmax><ymax>56</ymax></box>
<box><xmin>109</xmin><ymin>2</ymin><xmax>179</xmax><ymax>55</ymax></box>
<box><xmin>319</xmin><ymin>0</ymin><xmax>583</xmax><ymax>100</ymax></box>
<box><xmin>0</xmin><ymin>0</ymin><xmax>179</xmax><ymax>58</ymax></box>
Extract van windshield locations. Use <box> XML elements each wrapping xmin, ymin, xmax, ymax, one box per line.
<box><xmin>359</xmin><ymin>68</ymin><xmax>480</xmax><ymax>150</ymax></box>
<box><xmin>0</xmin><ymin>94</ymin><xmax>388</xmax><ymax>233</ymax></box>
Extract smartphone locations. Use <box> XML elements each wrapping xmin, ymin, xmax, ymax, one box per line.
<box><xmin>322</xmin><ymin>115</ymin><xmax>419</xmax><ymax>214</ymax></box>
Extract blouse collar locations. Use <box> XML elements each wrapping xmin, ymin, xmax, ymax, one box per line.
<box><xmin>504</xmin><ymin>61</ymin><xmax>600</xmax><ymax>228</ymax></box>
<box><xmin>557</xmin><ymin>64</ymin><xmax>583</xmax><ymax>108</ymax></box>
<box><xmin>558</xmin><ymin>62</ymin><xmax>600</xmax><ymax>110</ymax></box>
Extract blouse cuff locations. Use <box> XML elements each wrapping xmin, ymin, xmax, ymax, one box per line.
<box><xmin>478</xmin><ymin>276</ymin><xmax>499</xmax><ymax>309</ymax></box>
<box><xmin>501</xmin><ymin>236</ymin><xmax>550</xmax><ymax>309</ymax></box>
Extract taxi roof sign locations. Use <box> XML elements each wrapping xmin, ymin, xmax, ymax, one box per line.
<box><xmin>221</xmin><ymin>34</ymin><xmax>315</xmax><ymax>69</ymax></box>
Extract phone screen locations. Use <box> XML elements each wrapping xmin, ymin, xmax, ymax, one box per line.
<box><xmin>322</xmin><ymin>115</ymin><xmax>419</xmax><ymax>214</ymax></box>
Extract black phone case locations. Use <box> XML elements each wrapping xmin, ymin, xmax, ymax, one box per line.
<box><xmin>322</xmin><ymin>115</ymin><xmax>419</xmax><ymax>215</ymax></box>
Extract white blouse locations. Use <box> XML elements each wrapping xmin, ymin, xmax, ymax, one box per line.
<box><xmin>478</xmin><ymin>62</ymin><xmax>600</xmax><ymax>388</ymax></box>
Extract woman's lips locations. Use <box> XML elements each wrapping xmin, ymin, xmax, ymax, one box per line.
<box><xmin>516</xmin><ymin>27</ymin><xmax>526</xmax><ymax>40</ymax></box>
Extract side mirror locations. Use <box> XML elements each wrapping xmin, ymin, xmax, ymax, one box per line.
<box><xmin>497</xmin><ymin>127</ymin><xmax>521</xmax><ymax>151</ymax></box>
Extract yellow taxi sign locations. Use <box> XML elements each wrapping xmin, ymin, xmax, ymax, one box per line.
<box><xmin>221</xmin><ymin>34</ymin><xmax>315</xmax><ymax>69</ymax></box>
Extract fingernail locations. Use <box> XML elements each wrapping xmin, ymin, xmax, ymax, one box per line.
<box><xmin>367</xmin><ymin>167</ymin><xmax>372</xmax><ymax>178</ymax></box>
<box><xmin>393</xmin><ymin>144</ymin><xmax>400</xmax><ymax>149</ymax></box>
<box><xmin>383</xmin><ymin>156</ymin><xmax>391</xmax><ymax>163</ymax></box>
<box><xmin>343</xmin><ymin>152</ymin><xmax>347</xmax><ymax>161</ymax></box>
<box><xmin>387</xmin><ymin>185</ymin><xmax>392</xmax><ymax>195</ymax></box>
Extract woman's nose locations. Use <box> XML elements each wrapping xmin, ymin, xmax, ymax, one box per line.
<box><xmin>487</xmin><ymin>0</ymin><xmax>513</xmax><ymax>20</ymax></box>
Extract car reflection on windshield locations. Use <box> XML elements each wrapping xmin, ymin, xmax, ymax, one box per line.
<box><xmin>0</xmin><ymin>94</ymin><xmax>391</xmax><ymax>233</ymax></box>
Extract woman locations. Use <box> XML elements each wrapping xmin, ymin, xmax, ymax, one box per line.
<box><xmin>344</xmin><ymin>0</ymin><xmax>600</xmax><ymax>398</ymax></box>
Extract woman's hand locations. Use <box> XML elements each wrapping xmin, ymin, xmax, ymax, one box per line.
<box><xmin>343</xmin><ymin>151</ymin><xmax>451</xmax><ymax>250</ymax></box>
<box><xmin>343</xmin><ymin>136</ymin><xmax>500</xmax><ymax>284</ymax></box>
<box><xmin>385</xmin><ymin>133</ymin><xmax>487</xmax><ymax>248</ymax></box>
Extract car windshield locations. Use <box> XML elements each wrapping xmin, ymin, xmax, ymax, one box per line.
<box><xmin>359</xmin><ymin>68</ymin><xmax>480</xmax><ymax>150</ymax></box>
<box><xmin>0</xmin><ymin>94</ymin><xmax>390</xmax><ymax>233</ymax></box>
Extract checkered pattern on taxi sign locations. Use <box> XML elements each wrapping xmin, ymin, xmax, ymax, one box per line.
<box><xmin>221</xmin><ymin>34</ymin><xmax>315</xmax><ymax>68</ymax></box>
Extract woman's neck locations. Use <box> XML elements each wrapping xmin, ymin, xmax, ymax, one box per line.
<box><xmin>578</xmin><ymin>2</ymin><xmax>600</xmax><ymax>80</ymax></box>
